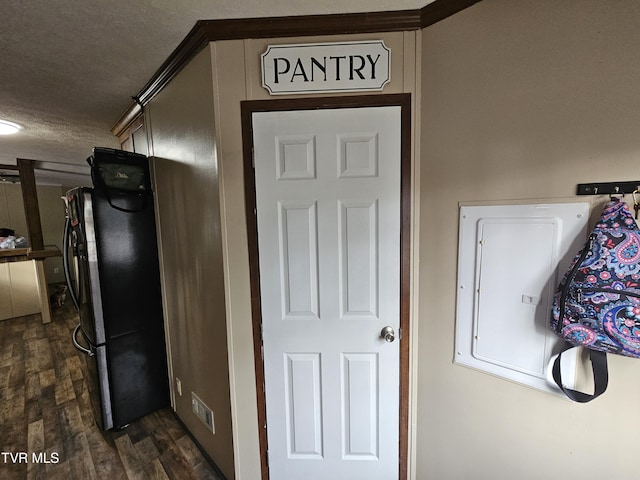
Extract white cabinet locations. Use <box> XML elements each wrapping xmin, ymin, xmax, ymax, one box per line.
<box><xmin>0</xmin><ymin>261</ymin><xmax>41</xmax><ymax>321</ymax></box>
<box><xmin>0</xmin><ymin>264</ymin><xmax>11</xmax><ymax>318</ymax></box>
<box><xmin>455</xmin><ymin>203</ymin><xmax>590</xmax><ymax>395</ymax></box>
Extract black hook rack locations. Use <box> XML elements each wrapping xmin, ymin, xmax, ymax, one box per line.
<box><xmin>577</xmin><ymin>181</ymin><xmax>640</xmax><ymax>196</ymax></box>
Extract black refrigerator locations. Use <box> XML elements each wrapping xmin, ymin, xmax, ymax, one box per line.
<box><xmin>63</xmin><ymin>147</ymin><xmax>169</xmax><ymax>431</ymax></box>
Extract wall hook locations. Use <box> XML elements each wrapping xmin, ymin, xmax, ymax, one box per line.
<box><xmin>577</xmin><ymin>181</ymin><xmax>640</xmax><ymax>196</ymax></box>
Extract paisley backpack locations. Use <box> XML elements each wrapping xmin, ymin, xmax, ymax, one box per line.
<box><xmin>551</xmin><ymin>198</ymin><xmax>640</xmax><ymax>402</ymax></box>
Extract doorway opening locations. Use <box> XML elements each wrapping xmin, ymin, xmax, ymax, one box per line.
<box><xmin>241</xmin><ymin>94</ymin><xmax>411</xmax><ymax>480</ymax></box>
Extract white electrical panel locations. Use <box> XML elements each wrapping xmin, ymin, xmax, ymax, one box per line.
<box><xmin>455</xmin><ymin>202</ymin><xmax>590</xmax><ymax>395</ymax></box>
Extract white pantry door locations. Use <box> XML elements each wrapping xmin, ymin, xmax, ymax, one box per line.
<box><xmin>252</xmin><ymin>106</ymin><xmax>401</xmax><ymax>480</ymax></box>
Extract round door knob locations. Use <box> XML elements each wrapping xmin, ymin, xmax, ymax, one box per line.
<box><xmin>380</xmin><ymin>326</ymin><xmax>395</xmax><ymax>343</ymax></box>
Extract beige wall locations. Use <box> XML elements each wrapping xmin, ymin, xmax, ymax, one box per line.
<box><xmin>39</xmin><ymin>185</ymin><xmax>68</xmax><ymax>284</ymax></box>
<box><xmin>0</xmin><ymin>183</ymin><xmax>67</xmax><ymax>284</ymax></box>
<box><xmin>210</xmin><ymin>31</ymin><xmax>422</xmax><ymax>479</ymax></box>
<box><xmin>145</xmin><ymin>47</ymin><xmax>234</xmax><ymax>479</ymax></box>
<box><xmin>146</xmin><ymin>3</ymin><xmax>640</xmax><ymax>476</ymax></box>
<box><xmin>418</xmin><ymin>1</ymin><xmax>640</xmax><ymax>479</ymax></box>
<box><xmin>0</xmin><ymin>183</ymin><xmax>26</xmax><ymax>231</ymax></box>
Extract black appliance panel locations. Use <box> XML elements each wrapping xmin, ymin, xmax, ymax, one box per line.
<box><xmin>108</xmin><ymin>329</ymin><xmax>170</xmax><ymax>428</ymax></box>
<box><xmin>92</xmin><ymin>186</ymin><xmax>163</xmax><ymax>340</ymax></box>
<box><xmin>73</xmin><ymin>326</ymin><xmax>113</xmax><ymax>431</ymax></box>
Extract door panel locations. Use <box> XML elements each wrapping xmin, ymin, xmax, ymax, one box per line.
<box><xmin>278</xmin><ymin>201</ymin><xmax>319</xmax><ymax>319</ymax></box>
<box><xmin>339</xmin><ymin>200</ymin><xmax>378</xmax><ymax>318</ymax></box>
<box><xmin>341</xmin><ymin>352</ymin><xmax>379</xmax><ymax>458</ymax></box>
<box><xmin>252</xmin><ymin>106</ymin><xmax>401</xmax><ymax>480</ymax></box>
<box><xmin>284</xmin><ymin>352</ymin><xmax>323</xmax><ymax>458</ymax></box>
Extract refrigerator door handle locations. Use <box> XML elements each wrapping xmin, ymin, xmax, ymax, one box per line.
<box><xmin>63</xmin><ymin>215</ymin><xmax>80</xmax><ymax>311</ymax></box>
<box><xmin>72</xmin><ymin>324</ymin><xmax>94</xmax><ymax>357</ymax></box>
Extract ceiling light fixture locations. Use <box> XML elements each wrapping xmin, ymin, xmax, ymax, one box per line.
<box><xmin>0</xmin><ymin>119</ymin><xmax>22</xmax><ymax>135</ymax></box>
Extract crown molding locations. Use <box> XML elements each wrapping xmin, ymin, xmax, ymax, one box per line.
<box><xmin>421</xmin><ymin>0</ymin><xmax>482</xmax><ymax>27</ymax></box>
<box><xmin>113</xmin><ymin>0</ymin><xmax>482</xmax><ymax>132</ymax></box>
<box><xmin>111</xmin><ymin>102</ymin><xmax>142</xmax><ymax>138</ymax></box>
<box><xmin>196</xmin><ymin>10</ymin><xmax>423</xmax><ymax>41</ymax></box>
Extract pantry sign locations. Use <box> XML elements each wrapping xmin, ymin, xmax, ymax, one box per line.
<box><xmin>261</xmin><ymin>41</ymin><xmax>391</xmax><ymax>95</ymax></box>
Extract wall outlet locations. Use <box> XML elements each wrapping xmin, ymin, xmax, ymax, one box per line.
<box><xmin>53</xmin><ymin>267</ymin><xmax>59</xmax><ymax>274</ymax></box>
<box><xmin>191</xmin><ymin>392</ymin><xmax>215</xmax><ymax>434</ymax></box>
<box><xmin>175</xmin><ymin>377</ymin><xmax>182</xmax><ymax>396</ymax></box>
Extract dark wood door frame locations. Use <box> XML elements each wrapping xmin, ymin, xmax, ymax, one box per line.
<box><xmin>241</xmin><ymin>93</ymin><xmax>412</xmax><ymax>480</ymax></box>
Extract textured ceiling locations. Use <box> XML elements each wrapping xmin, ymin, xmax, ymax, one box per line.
<box><xmin>0</xmin><ymin>0</ymin><xmax>431</xmax><ymax>185</ymax></box>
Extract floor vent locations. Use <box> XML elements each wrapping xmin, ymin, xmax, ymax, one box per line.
<box><xmin>191</xmin><ymin>392</ymin><xmax>215</xmax><ymax>434</ymax></box>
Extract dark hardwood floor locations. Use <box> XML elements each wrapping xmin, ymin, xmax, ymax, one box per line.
<box><xmin>0</xmin><ymin>303</ymin><xmax>224</xmax><ymax>480</ymax></box>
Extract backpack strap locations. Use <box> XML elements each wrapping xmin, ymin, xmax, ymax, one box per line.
<box><xmin>552</xmin><ymin>346</ymin><xmax>608</xmax><ymax>403</ymax></box>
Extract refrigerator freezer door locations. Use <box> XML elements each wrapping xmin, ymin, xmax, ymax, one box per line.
<box><xmin>108</xmin><ymin>329</ymin><xmax>170</xmax><ymax>428</ymax></box>
<box><xmin>73</xmin><ymin>326</ymin><xmax>114</xmax><ymax>431</ymax></box>
<box><xmin>93</xmin><ymin>344</ymin><xmax>114</xmax><ymax>430</ymax></box>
